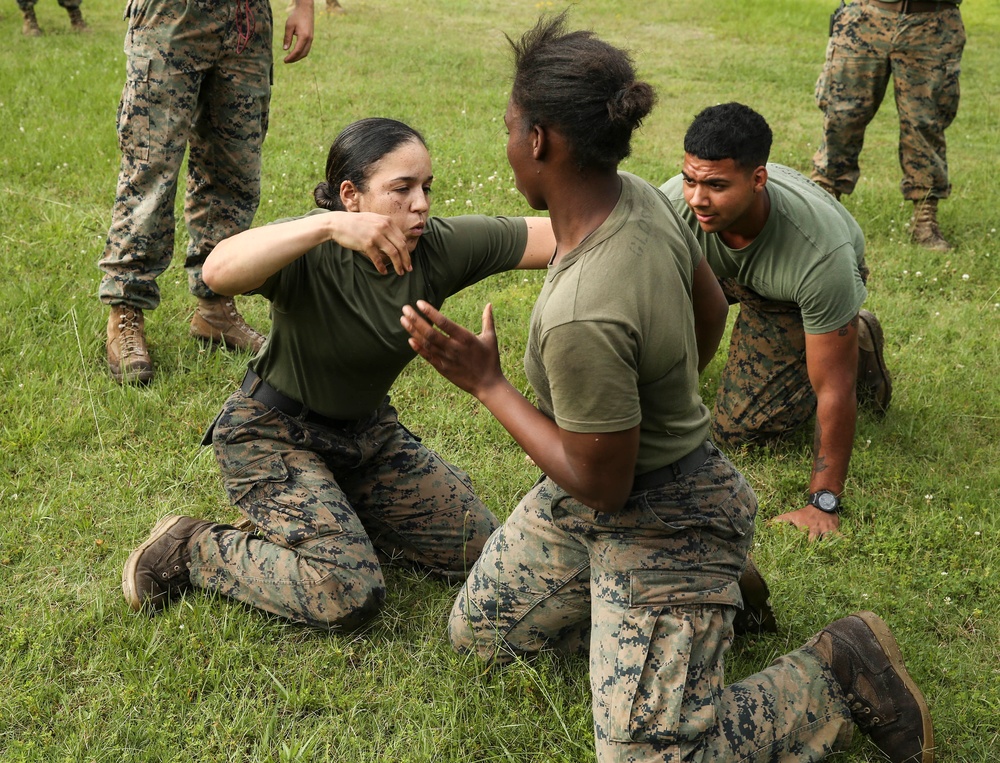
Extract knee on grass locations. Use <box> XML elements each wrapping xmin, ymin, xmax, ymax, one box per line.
<box><xmin>298</xmin><ymin>579</ymin><xmax>387</xmax><ymax>631</ymax></box>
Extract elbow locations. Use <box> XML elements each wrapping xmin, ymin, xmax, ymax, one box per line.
<box><xmin>201</xmin><ymin>252</ymin><xmax>236</xmax><ymax>296</ymax></box>
<box><xmin>201</xmin><ymin>259</ymin><xmax>221</xmax><ymax>293</ymax></box>
<box><xmin>577</xmin><ymin>482</ymin><xmax>632</xmax><ymax>514</ymax></box>
<box><xmin>587</xmin><ymin>496</ymin><xmax>629</xmax><ymax>514</ymax></box>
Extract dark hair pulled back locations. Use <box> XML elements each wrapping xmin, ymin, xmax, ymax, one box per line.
<box><xmin>508</xmin><ymin>12</ymin><xmax>656</xmax><ymax>171</ymax></box>
<box><xmin>314</xmin><ymin>117</ymin><xmax>427</xmax><ymax>210</ymax></box>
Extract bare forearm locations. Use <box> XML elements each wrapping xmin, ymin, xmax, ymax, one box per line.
<box><xmin>476</xmin><ymin>380</ymin><xmax>633</xmax><ymax>511</ymax></box>
<box><xmin>809</xmin><ymin>393</ymin><xmax>856</xmax><ymax>495</ymax></box>
<box><xmin>204</xmin><ymin>215</ymin><xmax>336</xmax><ymax>295</ymax></box>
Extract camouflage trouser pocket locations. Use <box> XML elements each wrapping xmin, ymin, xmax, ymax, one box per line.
<box><xmin>815</xmin><ymin>39</ymin><xmax>835</xmax><ymax>111</ymax></box>
<box><xmin>118</xmin><ymin>55</ymin><xmax>151</xmax><ymax>161</ymax></box>
<box><xmin>222</xmin><ymin>451</ymin><xmax>288</xmax><ymax>506</ymax></box>
<box><xmin>608</xmin><ymin>573</ymin><xmax>737</xmax><ymax>745</ymax></box>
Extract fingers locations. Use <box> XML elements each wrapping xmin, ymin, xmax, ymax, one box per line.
<box><xmin>282</xmin><ymin>17</ymin><xmax>314</xmax><ymax>63</ymax></box>
<box><xmin>413</xmin><ymin>300</ymin><xmax>463</xmax><ymax>338</ymax></box>
<box><xmin>481</xmin><ymin>303</ymin><xmax>494</xmax><ymax>334</ymax></box>
<box><xmin>400</xmin><ymin>303</ymin><xmax>437</xmax><ymax>346</ymax></box>
<box><xmin>377</xmin><ymin>238</ymin><xmax>411</xmax><ymax>276</ymax></box>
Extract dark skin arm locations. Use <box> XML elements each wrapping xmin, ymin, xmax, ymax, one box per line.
<box><xmin>691</xmin><ymin>258</ymin><xmax>730</xmax><ymax>373</ymax></box>
<box><xmin>771</xmin><ymin>315</ymin><xmax>859</xmax><ymax>540</ymax></box>
<box><xmin>400</xmin><ymin>300</ymin><xmax>640</xmax><ymax>512</ymax></box>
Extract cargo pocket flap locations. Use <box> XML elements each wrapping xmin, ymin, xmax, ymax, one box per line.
<box><xmin>222</xmin><ymin>451</ymin><xmax>288</xmax><ymax>505</ymax></box>
<box><xmin>629</xmin><ymin>569</ymin><xmax>741</xmax><ymax>608</ymax></box>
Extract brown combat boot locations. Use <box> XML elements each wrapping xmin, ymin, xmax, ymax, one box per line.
<box><xmin>22</xmin><ymin>7</ymin><xmax>43</xmax><ymax>36</ymax></box>
<box><xmin>107</xmin><ymin>305</ymin><xmax>154</xmax><ymax>385</ymax></box>
<box><xmin>67</xmin><ymin>7</ymin><xmax>89</xmax><ymax>31</ymax></box>
<box><xmin>857</xmin><ymin>309</ymin><xmax>892</xmax><ymax>416</ymax></box>
<box><xmin>909</xmin><ymin>198</ymin><xmax>951</xmax><ymax>252</ymax></box>
<box><xmin>122</xmin><ymin>515</ymin><xmax>214</xmax><ymax>614</ymax></box>
<box><xmin>190</xmin><ymin>296</ymin><xmax>265</xmax><ymax>352</ymax></box>
<box><xmin>808</xmin><ymin>611</ymin><xmax>934</xmax><ymax>763</ymax></box>
<box><xmin>733</xmin><ymin>556</ymin><xmax>778</xmax><ymax>636</ymax></box>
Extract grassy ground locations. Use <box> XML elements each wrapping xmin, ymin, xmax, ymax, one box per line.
<box><xmin>1</xmin><ymin>0</ymin><xmax>998</xmax><ymax>760</ymax></box>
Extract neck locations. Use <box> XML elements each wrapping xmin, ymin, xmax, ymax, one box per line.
<box><xmin>548</xmin><ymin>170</ymin><xmax>623</xmax><ymax>263</ymax></box>
<box><xmin>720</xmin><ymin>186</ymin><xmax>771</xmax><ymax>250</ymax></box>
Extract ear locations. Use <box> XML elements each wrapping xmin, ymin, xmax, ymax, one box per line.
<box><xmin>752</xmin><ymin>165</ymin><xmax>768</xmax><ymax>193</ymax></box>
<box><xmin>340</xmin><ymin>180</ymin><xmax>361</xmax><ymax>212</ymax></box>
<box><xmin>530</xmin><ymin>124</ymin><xmax>547</xmax><ymax>162</ymax></box>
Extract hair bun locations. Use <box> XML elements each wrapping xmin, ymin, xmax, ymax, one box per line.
<box><xmin>610</xmin><ymin>81</ymin><xmax>656</xmax><ymax>126</ymax></box>
<box><xmin>314</xmin><ymin>180</ymin><xmax>338</xmax><ymax>210</ymax></box>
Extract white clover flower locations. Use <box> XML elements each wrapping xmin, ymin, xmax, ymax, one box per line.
<box><xmin>962</xmin><ymin>274</ymin><xmax>970</xmax><ymax>280</ymax></box>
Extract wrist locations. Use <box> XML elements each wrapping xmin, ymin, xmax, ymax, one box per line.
<box><xmin>807</xmin><ymin>489</ymin><xmax>842</xmax><ymax>514</ymax></box>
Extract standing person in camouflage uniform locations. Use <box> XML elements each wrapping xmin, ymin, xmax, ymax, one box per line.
<box><xmin>811</xmin><ymin>0</ymin><xmax>966</xmax><ymax>251</ymax></box>
<box><xmin>121</xmin><ymin>118</ymin><xmax>558</xmax><ymax>629</ymax></box>
<box><xmin>99</xmin><ymin>0</ymin><xmax>315</xmax><ymax>384</ymax></box>
<box><xmin>402</xmin><ymin>16</ymin><xmax>932</xmax><ymax>763</ymax></box>
<box><xmin>661</xmin><ymin>102</ymin><xmax>893</xmax><ymax>542</ymax></box>
<box><xmin>18</xmin><ymin>0</ymin><xmax>87</xmax><ymax>36</ymax></box>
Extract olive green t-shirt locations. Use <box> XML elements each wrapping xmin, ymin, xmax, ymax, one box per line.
<box><xmin>661</xmin><ymin>163</ymin><xmax>867</xmax><ymax>334</ymax></box>
<box><xmin>250</xmin><ymin>211</ymin><xmax>528</xmax><ymax>419</ymax></box>
<box><xmin>523</xmin><ymin>172</ymin><xmax>710</xmax><ymax>476</ymax></box>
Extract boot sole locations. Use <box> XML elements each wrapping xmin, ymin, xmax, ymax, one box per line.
<box><xmin>854</xmin><ymin>611</ymin><xmax>934</xmax><ymax>763</ymax></box>
<box><xmin>858</xmin><ymin>310</ymin><xmax>892</xmax><ymax>415</ymax></box>
<box><xmin>108</xmin><ymin>363</ymin><xmax>154</xmax><ymax>385</ymax></box>
<box><xmin>190</xmin><ymin>327</ymin><xmax>263</xmax><ymax>354</ymax></box>
<box><xmin>122</xmin><ymin>515</ymin><xmax>184</xmax><ymax>612</ymax></box>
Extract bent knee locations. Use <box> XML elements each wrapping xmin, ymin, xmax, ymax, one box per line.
<box><xmin>300</xmin><ymin>579</ymin><xmax>386</xmax><ymax>631</ymax></box>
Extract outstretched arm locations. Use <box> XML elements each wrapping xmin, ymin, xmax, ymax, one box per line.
<box><xmin>204</xmin><ymin>211</ymin><xmax>411</xmax><ymax>296</ymax></box>
<box><xmin>515</xmin><ymin>217</ymin><xmax>557</xmax><ymax>269</ymax></box>
<box><xmin>400</xmin><ymin>300</ymin><xmax>639</xmax><ymax>512</ymax></box>
<box><xmin>771</xmin><ymin>315</ymin><xmax>859</xmax><ymax>540</ymax></box>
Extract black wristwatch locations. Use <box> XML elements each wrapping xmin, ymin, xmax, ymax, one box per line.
<box><xmin>807</xmin><ymin>490</ymin><xmax>842</xmax><ymax>514</ymax></box>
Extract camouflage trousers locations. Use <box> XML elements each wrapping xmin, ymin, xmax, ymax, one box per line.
<box><xmin>449</xmin><ymin>446</ymin><xmax>853</xmax><ymax>762</ymax></box>
<box><xmin>811</xmin><ymin>0</ymin><xmax>965</xmax><ymax>200</ymax></box>
<box><xmin>98</xmin><ymin>0</ymin><xmax>274</xmax><ymax>310</ymax></box>
<box><xmin>712</xmin><ymin>280</ymin><xmax>817</xmax><ymax>446</ymax></box>
<box><xmin>711</xmin><ymin>273</ymin><xmax>868</xmax><ymax>445</ymax></box>
<box><xmin>188</xmin><ymin>391</ymin><xmax>498</xmax><ymax>629</ymax></box>
<box><xmin>17</xmin><ymin>0</ymin><xmax>81</xmax><ymax>11</ymax></box>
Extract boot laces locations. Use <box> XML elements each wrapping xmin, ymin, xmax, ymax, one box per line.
<box><xmin>118</xmin><ymin>309</ymin><xmax>144</xmax><ymax>357</ymax></box>
<box><xmin>222</xmin><ymin>298</ymin><xmax>264</xmax><ymax>342</ymax></box>
<box><xmin>846</xmin><ymin>692</ymin><xmax>883</xmax><ymax>726</ymax></box>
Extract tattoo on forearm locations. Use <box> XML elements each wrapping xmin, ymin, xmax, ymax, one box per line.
<box><xmin>812</xmin><ymin>420</ymin><xmax>826</xmax><ymax>475</ymax></box>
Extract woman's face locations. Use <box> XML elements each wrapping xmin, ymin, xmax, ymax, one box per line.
<box><xmin>350</xmin><ymin>139</ymin><xmax>433</xmax><ymax>253</ymax></box>
<box><xmin>504</xmin><ymin>99</ymin><xmax>545</xmax><ymax>210</ymax></box>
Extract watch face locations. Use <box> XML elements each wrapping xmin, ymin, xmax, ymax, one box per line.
<box><xmin>816</xmin><ymin>492</ymin><xmax>838</xmax><ymax>512</ymax></box>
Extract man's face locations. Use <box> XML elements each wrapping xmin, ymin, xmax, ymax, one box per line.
<box><xmin>680</xmin><ymin>154</ymin><xmax>760</xmax><ymax>235</ymax></box>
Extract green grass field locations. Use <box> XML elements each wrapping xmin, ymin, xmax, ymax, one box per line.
<box><xmin>1</xmin><ymin>0</ymin><xmax>998</xmax><ymax>760</ymax></box>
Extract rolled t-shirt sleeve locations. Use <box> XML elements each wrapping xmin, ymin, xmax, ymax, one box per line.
<box><xmin>538</xmin><ymin>319</ymin><xmax>641</xmax><ymax>433</ymax></box>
